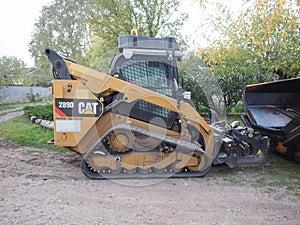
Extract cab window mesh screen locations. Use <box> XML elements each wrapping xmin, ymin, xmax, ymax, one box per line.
<box><xmin>121</xmin><ymin>61</ymin><xmax>171</xmax><ymax>96</ymax></box>
<box><xmin>134</xmin><ymin>101</ymin><xmax>171</xmax><ymax>120</ymax></box>
<box><xmin>129</xmin><ymin>100</ymin><xmax>176</xmax><ymax>129</ymax></box>
<box><xmin>119</xmin><ymin>60</ymin><xmax>176</xmax><ymax>129</ymax></box>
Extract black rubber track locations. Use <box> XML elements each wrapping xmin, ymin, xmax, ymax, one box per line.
<box><xmin>80</xmin><ymin>157</ymin><xmax>211</xmax><ymax>180</ymax></box>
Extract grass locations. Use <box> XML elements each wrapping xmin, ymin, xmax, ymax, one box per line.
<box><xmin>209</xmin><ymin>151</ymin><xmax>300</xmax><ymax>195</ymax></box>
<box><xmin>0</xmin><ymin>115</ymin><xmax>66</xmax><ymax>152</ymax></box>
<box><xmin>0</xmin><ymin>103</ymin><xmax>29</xmax><ymax>111</ymax></box>
<box><xmin>226</xmin><ymin>113</ymin><xmax>243</xmax><ymax>123</ymax></box>
<box><xmin>0</xmin><ymin>102</ymin><xmax>52</xmax><ymax>111</ymax></box>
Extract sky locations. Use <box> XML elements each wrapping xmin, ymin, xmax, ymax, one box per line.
<box><xmin>0</xmin><ymin>0</ymin><xmax>51</xmax><ymax>67</ymax></box>
<box><xmin>0</xmin><ymin>0</ymin><xmax>243</xmax><ymax>67</ymax></box>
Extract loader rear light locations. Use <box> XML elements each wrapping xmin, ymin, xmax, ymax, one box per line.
<box><xmin>131</xmin><ymin>28</ymin><xmax>138</xmax><ymax>35</ymax></box>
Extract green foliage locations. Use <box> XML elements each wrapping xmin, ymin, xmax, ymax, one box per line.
<box><xmin>197</xmin><ymin>105</ymin><xmax>210</xmax><ymax>114</ymax></box>
<box><xmin>0</xmin><ymin>56</ymin><xmax>26</xmax><ymax>87</ymax></box>
<box><xmin>199</xmin><ymin>0</ymin><xmax>300</xmax><ymax>112</ymax></box>
<box><xmin>29</xmin><ymin>0</ymin><xmax>91</xmax><ymax>71</ymax></box>
<box><xmin>24</xmin><ymin>104</ymin><xmax>53</xmax><ymax>120</ymax></box>
<box><xmin>178</xmin><ymin>52</ymin><xmax>225</xmax><ymax>114</ymax></box>
<box><xmin>0</xmin><ymin>102</ymin><xmax>39</xmax><ymax>111</ymax></box>
<box><xmin>0</xmin><ymin>104</ymin><xmax>22</xmax><ymax>111</ymax></box>
<box><xmin>236</xmin><ymin>0</ymin><xmax>300</xmax><ymax>80</ymax></box>
<box><xmin>231</xmin><ymin>105</ymin><xmax>244</xmax><ymax>114</ymax></box>
<box><xmin>88</xmin><ymin>0</ymin><xmax>188</xmax><ymax>68</ymax></box>
<box><xmin>0</xmin><ymin>116</ymin><xmax>65</xmax><ymax>152</ymax></box>
<box><xmin>22</xmin><ymin>68</ymin><xmax>53</xmax><ymax>87</ymax></box>
<box><xmin>0</xmin><ymin>56</ymin><xmax>51</xmax><ymax>87</ymax></box>
<box><xmin>29</xmin><ymin>0</ymin><xmax>187</xmax><ymax>72</ymax></box>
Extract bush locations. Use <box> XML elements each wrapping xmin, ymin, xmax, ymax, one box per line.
<box><xmin>24</xmin><ymin>104</ymin><xmax>53</xmax><ymax>120</ymax></box>
<box><xmin>231</xmin><ymin>105</ymin><xmax>244</xmax><ymax>114</ymax></box>
<box><xmin>198</xmin><ymin>105</ymin><xmax>210</xmax><ymax>114</ymax></box>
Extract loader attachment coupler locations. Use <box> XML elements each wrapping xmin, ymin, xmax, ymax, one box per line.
<box><xmin>212</xmin><ymin>122</ymin><xmax>269</xmax><ymax>168</ymax></box>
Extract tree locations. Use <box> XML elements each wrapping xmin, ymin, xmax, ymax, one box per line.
<box><xmin>29</xmin><ymin>0</ymin><xmax>91</xmax><ymax>71</ymax></box>
<box><xmin>22</xmin><ymin>68</ymin><xmax>53</xmax><ymax>87</ymax></box>
<box><xmin>88</xmin><ymin>0</ymin><xmax>188</xmax><ymax>69</ymax></box>
<box><xmin>29</xmin><ymin>0</ymin><xmax>187</xmax><ymax>72</ymax></box>
<box><xmin>198</xmin><ymin>0</ymin><xmax>300</xmax><ymax>112</ymax></box>
<box><xmin>178</xmin><ymin>52</ymin><xmax>225</xmax><ymax>114</ymax></box>
<box><xmin>0</xmin><ymin>56</ymin><xmax>26</xmax><ymax>87</ymax></box>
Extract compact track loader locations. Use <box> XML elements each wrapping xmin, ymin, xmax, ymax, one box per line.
<box><xmin>46</xmin><ymin>34</ymin><xmax>268</xmax><ymax>179</ymax></box>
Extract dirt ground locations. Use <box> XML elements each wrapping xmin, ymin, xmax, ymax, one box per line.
<box><xmin>0</xmin><ymin>138</ymin><xmax>299</xmax><ymax>225</ymax></box>
<box><xmin>0</xmin><ymin>108</ymin><xmax>23</xmax><ymax>123</ymax></box>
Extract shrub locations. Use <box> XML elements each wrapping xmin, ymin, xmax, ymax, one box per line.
<box><xmin>198</xmin><ymin>105</ymin><xmax>210</xmax><ymax>114</ymax></box>
<box><xmin>231</xmin><ymin>105</ymin><xmax>244</xmax><ymax>114</ymax></box>
<box><xmin>24</xmin><ymin>104</ymin><xmax>53</xmax><ymax>120</ymax></box>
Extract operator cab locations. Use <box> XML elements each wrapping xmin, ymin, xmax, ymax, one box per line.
<box><xmin>109</xmin><ymin>31</ymin><xmax>182</xmax><ymax>130</ymax></box>
<box><xmin>109</xmin><ymin>32</ymin><xmax>182</xmax><ymax>99</ymax></box>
